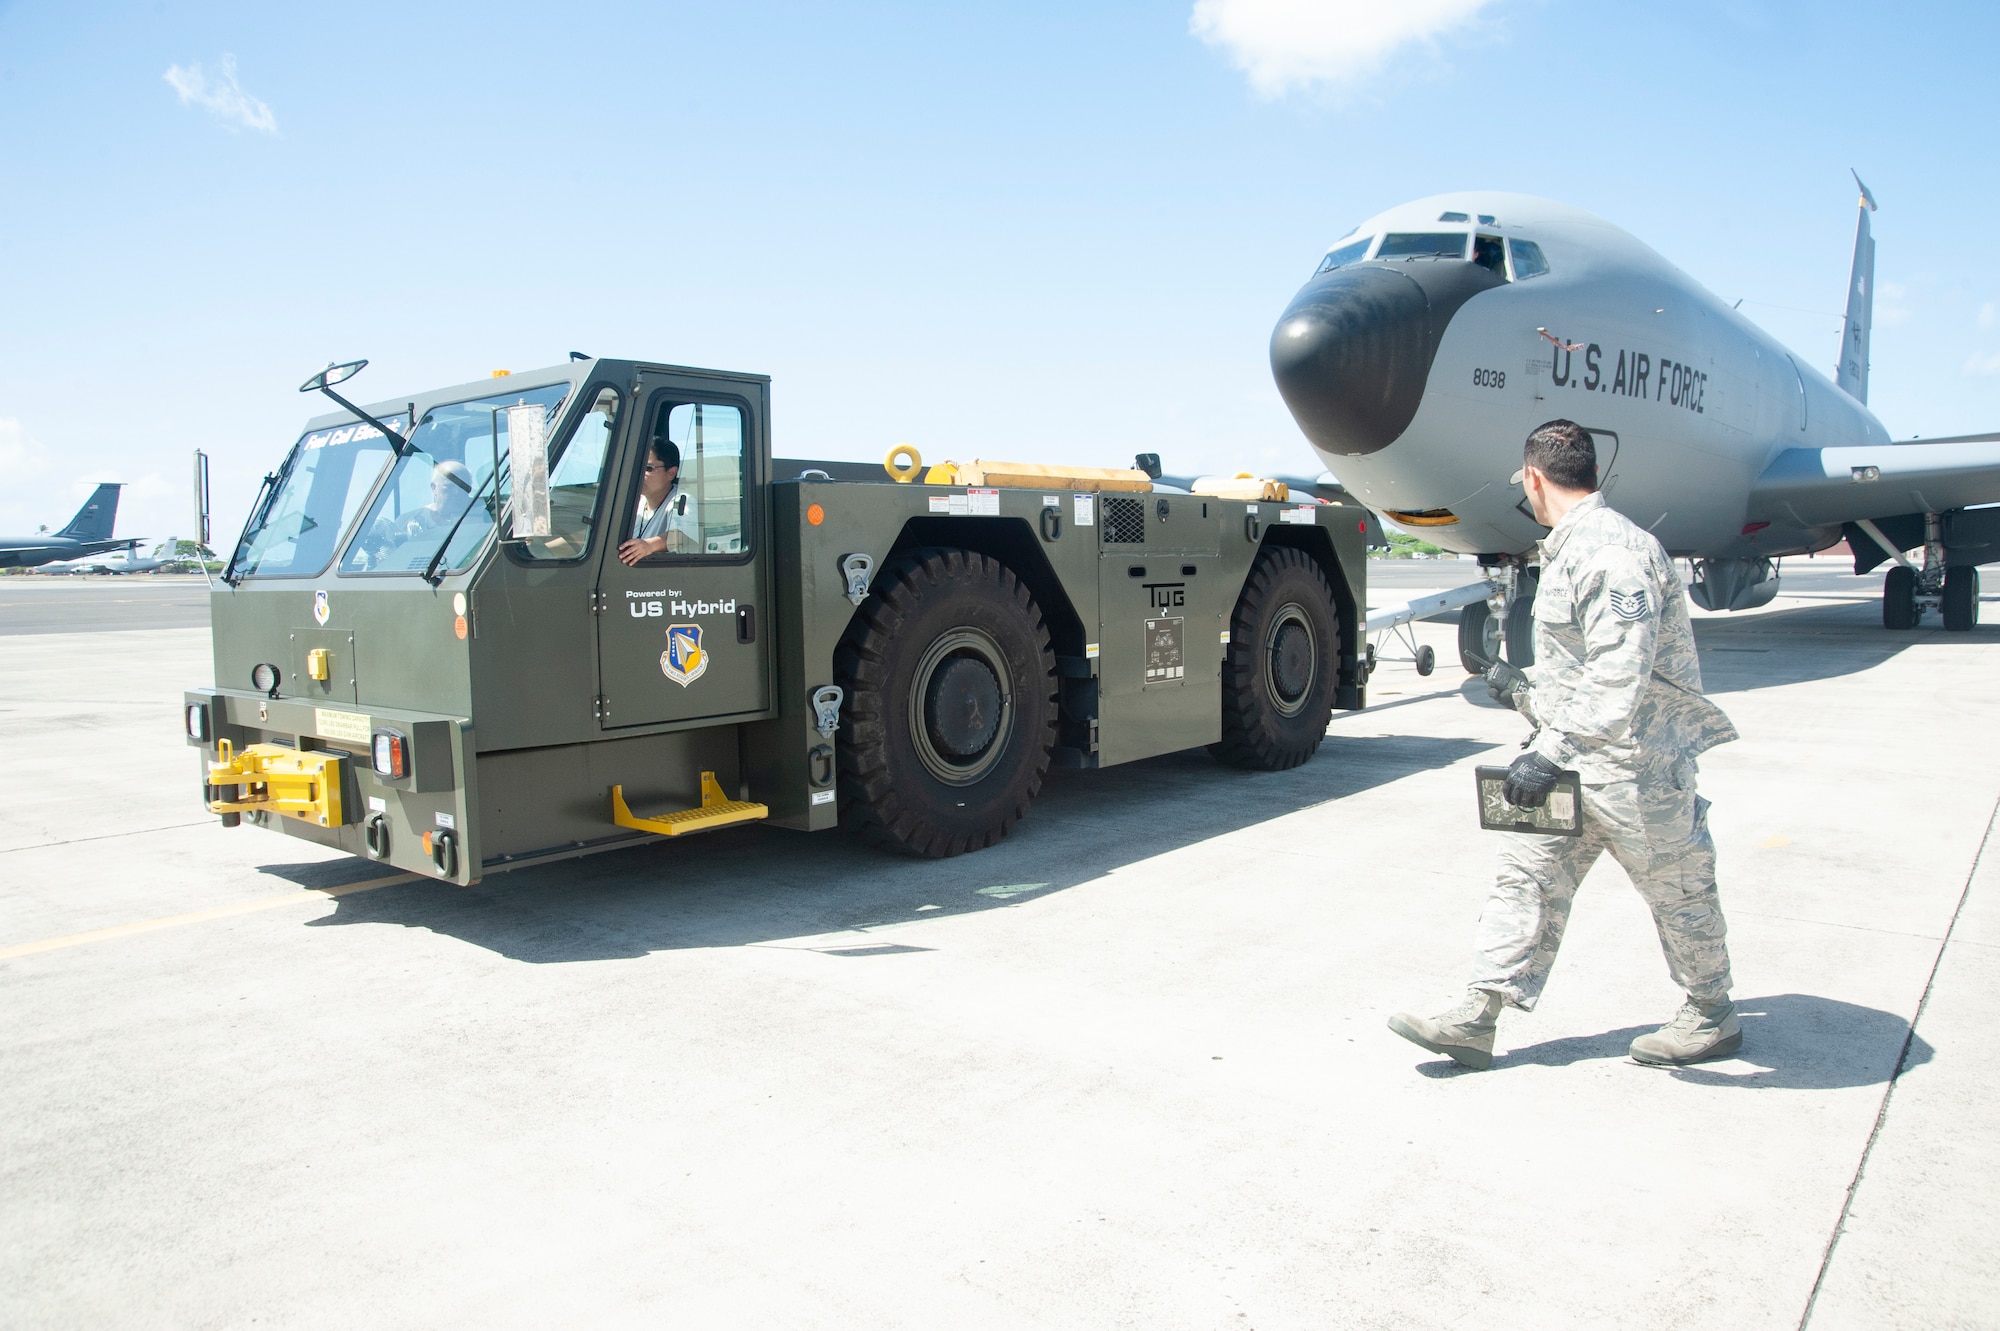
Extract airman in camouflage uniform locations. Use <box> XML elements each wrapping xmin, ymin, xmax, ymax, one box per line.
<box><xmin>1389</xmin><ymin>420</ymin><xmax>1742</xmax><ymax>1071</ymax></box>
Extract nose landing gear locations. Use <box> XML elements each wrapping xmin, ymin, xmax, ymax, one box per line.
<box><xmin>1457</xmin><ymin>560</ymin><xmax>1537</xmax><ymax>674</ymax></box>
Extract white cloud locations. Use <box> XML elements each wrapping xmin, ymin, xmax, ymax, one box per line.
<box><xmin>1963</xmin><ymin>350</ymin><xmax>2000</xmax><ymax>378</ymax></box>
<box><xmin>1190</xmin><ymin>0</ymin><xmax>1503</xmax><ymax>96</ymax></box>
<box><xmin>164</xmin><ymin>54</ymin><xmax>277</xmax><ymax>134</ymax></box>
<box><xmin>1980</xmin><ymin>301</ymin><xmax>1996</xmax><ymax>330</ymax></box>
<box><xmin>0</xmin><ymin>418</ymin><xmax>51</xmax><ymax>481</ymax></box>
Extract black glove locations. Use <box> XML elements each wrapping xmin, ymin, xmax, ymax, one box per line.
<box><xmin>1485</xmin><ymin>660</ymin><xmax>1529</xmax><ymax>710</ymax></box>
<box><xmin>1501</xmin><ymin>751</ymin><xmax>1564</xmax><ymax>809</ymax></box>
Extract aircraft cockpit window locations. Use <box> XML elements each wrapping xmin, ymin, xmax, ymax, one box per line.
<box><xmin>1508</xmin><ymin>238</ymin><xmax>1551</xmax><ymax>279</ymax></box>
<box><xmin>1477</xmin><ymin>214</ymin><xmax>1496</xmax><ymax>224</ymax></box>
<box><xmin>1377</xmin><ymin>232</ymin><xmax>1468</xmax><ymax>260</ymax></box>
<box><xmin>1437</xmin><ymin>211</ymin><xmax>1470</xmax><ymax>223</ymax></box>
<box><xmin>1473</xmin><ymin>234</ymin><xmax>1506</xmax><ymax>277</ymax></box>
<box><xmin>1314</xmin><ymin>237</ymin><xmax>1374</xmax><ymax>274</ymax></box>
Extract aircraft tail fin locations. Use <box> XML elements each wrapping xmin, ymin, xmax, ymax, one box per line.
<box><xmin>1836</xmin><ymin>170</ymin><xmax>1877</xmax><ymax>404</ymax></box>
<box><xmin>57</xmin><ymin>483</ymin><xmax>122</xmax><ymax>542</ymax></box>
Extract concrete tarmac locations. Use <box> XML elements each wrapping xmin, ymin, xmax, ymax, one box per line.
<box><xmin>0</xmin><ymin>574</ymin><xmax>212</xmax><ymax>635</ymax></box>
<box><xmin>1</xmin><ymin>572</ymin><xmax>1995</xmax><ymax>1328</ymax></box>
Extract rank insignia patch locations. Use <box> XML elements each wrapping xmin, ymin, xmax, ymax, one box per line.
<box><xmin>1608</xmin><ymin>587</ymin><xmax>1649</xmax><ymax>620</ymax></box>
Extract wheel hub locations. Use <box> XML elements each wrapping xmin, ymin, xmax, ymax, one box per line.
<box><xmin>1272</xmin><ymin>622</ymin><xmax>1312</xmax><ymax>702</ymax></box>
<box><xmin>1265</xmin><ymin>605</ymin><xmax>1317</xmax><ymax>716</ymax></box>
<box><xmin>925</xmin><ymin>657</ymin><xmax>1002</xmax><ymax>757</ymax></box>
<box><xmin>907</xmin><ymin>627</ymin><xmax>1016</xmax><ymax>786</ymax></box>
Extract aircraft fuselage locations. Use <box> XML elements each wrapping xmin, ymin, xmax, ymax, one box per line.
<box><xmin>1271</xmin><ymin>192</ymin><xmax>1889</xmax><ymax>562</ymax></box>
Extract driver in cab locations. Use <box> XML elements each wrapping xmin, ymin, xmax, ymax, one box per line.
<box><xmin>619</xmin><ymin>436</ymin><xmax>698</xmax><ymax>564</ymax></box>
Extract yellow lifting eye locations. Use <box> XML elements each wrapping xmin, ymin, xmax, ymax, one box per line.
<box><xmin>883</xmin><ymin>444</ymin><xmax>923</xmax><ymax>483</ymax></box>
<box><xmin>306</xmin><ymin>647</ymin><xmax>331</xmax><ymax>681</ymax></box>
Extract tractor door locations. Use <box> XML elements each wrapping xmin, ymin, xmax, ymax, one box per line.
<box><xmin>594</xmin><ymin>376</ymin><xmax>771</xmax><ymax>729</ymax></box>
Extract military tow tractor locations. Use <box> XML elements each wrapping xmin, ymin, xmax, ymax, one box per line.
<box><xmin>185</xmin><ymin>358</ymin><xmax>1372</xmax><ymax>883</ymax></box>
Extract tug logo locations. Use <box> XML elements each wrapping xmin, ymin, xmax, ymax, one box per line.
<box><xmin>661</xmin><ymin>624</ymin><xmax>707</xmax><ymax>686</ymax></box>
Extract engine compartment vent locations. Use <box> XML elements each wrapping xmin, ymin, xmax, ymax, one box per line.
<box><xmin>1100</xmin><ymin>495</ymin><xmax>1146</xmax><ymax>544</ymax></box>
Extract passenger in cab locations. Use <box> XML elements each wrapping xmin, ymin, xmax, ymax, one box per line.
<box><xmin>619</xmin><ymin>436</ymin><xmax>697</xmax><ymax>564</ymax></box>
<box><xmin>365</xmin><ymin>459</ymin><xmax>473</xmax><ymax>554</ymax></box>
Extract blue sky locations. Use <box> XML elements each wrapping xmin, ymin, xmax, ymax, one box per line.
<box><xmin>2</xmin><ymin>0</ymin><xmax>1997</xmax><ymax>549</ymax></box>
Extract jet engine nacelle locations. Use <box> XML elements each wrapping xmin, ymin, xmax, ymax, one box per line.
<box><xmin>1688</xmin><ymin>557</ymin><xmax>1779</xmax><ymax>613</ymax></box>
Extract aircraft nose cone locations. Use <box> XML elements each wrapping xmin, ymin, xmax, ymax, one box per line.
<box><xmin>1269</xmin><ymin>266</ymin><xmax>1434</xmax><ymax>457</ymax></box>
<box><xmin>1271</xmin><ymin>260</ymin><xmax>1506</xmax><ymax>457</ymax></box>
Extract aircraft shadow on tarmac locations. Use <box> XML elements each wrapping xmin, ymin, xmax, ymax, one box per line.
<box><xmin>1425</xmin><ymin>592</ymin><xmax>1993</xmax><ymax>697</ymax></box>
<box><xmin>1410</xmin><ymin>992</ymin><xmax>1931</xmax><ymax>1090</ymax></box>
<box><xmin>289</xmin><ymin>732</ymin><xmax>1492</xmax><ymax>964</ymax></box>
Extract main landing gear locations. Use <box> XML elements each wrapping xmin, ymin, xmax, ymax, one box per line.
<box><xmin>1458</xmin><ymin>560</ymin><xmax>1537</xmax><ymax>674</ymax></box>
<box><xmin>1878</xmin><ymin>513</ymin><xmax>1979</xmax><ymax>632</ymax></box>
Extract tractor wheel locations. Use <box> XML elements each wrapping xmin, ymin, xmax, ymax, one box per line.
<box><xmin>1210</xmin><ymin>546</ymin><xmax>1341</xmax><ymax>771</ymax></box>
<box><xmin>1883</xmin><ymin>565</ymin><xmax>1919</xmax><ymax>630</ymax></box>
<box><xmin>835</xmin><ymin>548</ymin><xmax>1057</xmax><ymax>857</ymax></box>
<box><xmin>1943</xmin><ymin>565</ymin><xmax>1979</xmax><ymax>632</ymax></box>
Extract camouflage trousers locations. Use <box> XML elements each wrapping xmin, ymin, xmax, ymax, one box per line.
<box><xmin>1468</xmin><ymin>762</ymin><xmax>1733</xmax><ymax>1010</ymax></box>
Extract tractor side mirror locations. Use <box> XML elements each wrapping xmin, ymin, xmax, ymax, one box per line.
<box><xmin>504</xmin><ymin>404</ymin><xmax>551</xmax><ymax>539</ymax></box>
<box><xmin>299</xmin><ymin>360</ymin><xmax>367</xmax><ymax>393</ymax></box>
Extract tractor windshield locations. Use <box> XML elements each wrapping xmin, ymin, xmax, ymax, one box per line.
<box><xmin>337</xmin><ymin>383</ymin><xmax>570</xmax><ymax>575</ymax></box>
<box><xmin>228</xmin><ymin>416</ymin><xmax>407</xmax><ymax>579</ymax></box>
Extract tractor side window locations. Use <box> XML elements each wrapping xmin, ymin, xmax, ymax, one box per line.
<box><xmin>1473</xmin><ymin>234</ymin><xmax>1506</xmax><ymax>277</ymax></box>
<box><xmin>1508</xmin><ymin>238</ymin><xmax>1550</xmax><ymax>279</ymax></box>
<box><xmin>516</xmin><ymin>385</ymin><xmax>620</xmax><ymax>561</ymax></box>
<box><xmin>620</xmin><ymin>400</ymin><xmax>749</xmax><ymax>563</ymax></box>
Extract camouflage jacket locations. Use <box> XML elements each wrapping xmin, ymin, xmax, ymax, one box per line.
<box><xmin>1518</xmin><ymin>493</ymin><xmax>1737</xmax><ymax>780</ymax></box>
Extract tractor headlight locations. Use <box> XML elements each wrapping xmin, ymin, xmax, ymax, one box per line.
<box><xmin>186</xmin><ymin>703</ymin><xmax>209</xmax><ymax>741</ymax></box>
<box><xmin>371</xmin><ymin>728</ymin><xmax>407</xmax><ymax>780</ymax></box>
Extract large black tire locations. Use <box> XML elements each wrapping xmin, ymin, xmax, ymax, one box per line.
<box><xmin>1943</xmin><ymin>565</ymin><xmax>1980</xmax><ymax>632</ymax></box>
<box><xmin>835</xmin><ymin>549</ymin><xmax>1057</xmax><ymax>858</ymax></box>
<box><xmin>1458</xmin><ymin>599</ymin><xmax>1499</xmax><ymax>674</ymax></box>
<box><xmin>1505</xmin><ymin>575</ymin><xmax>1538</xmax><ymax>667</ymax></box>
<box><xmin>1883</xmin><ymin>565</ymin><xmax>1919</xmax><ymax>630</ymax></box>
<box><xmin>1210</xmin><ymin>546</ymin><xmax>1341</xmax><ymax>771</ymax></box>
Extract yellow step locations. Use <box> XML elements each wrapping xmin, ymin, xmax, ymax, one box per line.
<box><xmin>611</xmin><ymin>771</ymin><xmax>768</xmax><ymax>837</ymax></box>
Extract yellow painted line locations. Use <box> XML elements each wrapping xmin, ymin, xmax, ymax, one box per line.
<box><xmin>0</xmin><ymin>871</ymin><xmax>423</xmax><ymax>962</ymax></box>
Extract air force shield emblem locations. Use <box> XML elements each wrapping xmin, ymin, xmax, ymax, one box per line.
<box><xmin>313</xmin><ymin>589</ymin><xmax>330</xmax><ymax>625</ymax></box>
<box><xmin>661</xmin><ymin>623</ymin><xmax>707</xmax><ymax>686</ymax></box>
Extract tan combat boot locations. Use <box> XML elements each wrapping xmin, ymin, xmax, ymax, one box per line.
<box><xmin>1387</xmin><ymin>989</ymin><xmax>1504</xmax><ymax>1070</ymax></box>
<box><xmin>1630</xmin><ymin>998</ymin><xmax>1742</xmax><ymax>1065</ymax></box>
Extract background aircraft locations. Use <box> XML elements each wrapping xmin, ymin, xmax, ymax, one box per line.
<box><xmin>0</xmin><ymin>484</ymin><xmax>132</xmax><ymax>570</ymax></box>
<box><xmin>38</xmin><ymin>546</ymin><xmax>167</xmax><ymax>575</ymax></box>
<box><xmin>1269</xmin><ymin>182</ymin><xmax>2000</xmax><ymax>669</ymax></box>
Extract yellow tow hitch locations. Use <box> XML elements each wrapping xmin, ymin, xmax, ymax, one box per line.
<box><xmin>207</xmin><ymin>739</ymin><xmax>346</xmax><ymax>828</ymax></box>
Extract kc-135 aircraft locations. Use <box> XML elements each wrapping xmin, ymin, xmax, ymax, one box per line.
<box><xmin>1269</xmin><ymin>179</ymin><xmax>2000</xmax><ymax>671</ymax></box>
<box><xmin>0</xmin><ymin>484</ymin><xmax>132</xmax><ymax>570</ymax></box>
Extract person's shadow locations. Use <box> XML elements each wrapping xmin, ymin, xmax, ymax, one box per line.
<box><xmin>1412</xmin><ymin>993</ymin><xmax>1929</xmax><ymax>1088</ymax></box>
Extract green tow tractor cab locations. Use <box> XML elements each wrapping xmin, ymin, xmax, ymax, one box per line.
<box><xmin>185</xmin><ymin>357</ymin><xmax>1372</xmax><ymax>883</ymax></box>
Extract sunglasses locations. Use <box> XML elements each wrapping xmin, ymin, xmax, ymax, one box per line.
<box><xmin>643</xmin><ymin>463</ymin><xmax>672</xmax><ymax>474</ymax></box>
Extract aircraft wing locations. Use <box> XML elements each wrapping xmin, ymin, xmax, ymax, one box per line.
<box><xmin>1749</xmin><ymin>438</ymin><xmax>2000</xmax><ymax>528</ymax></box>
